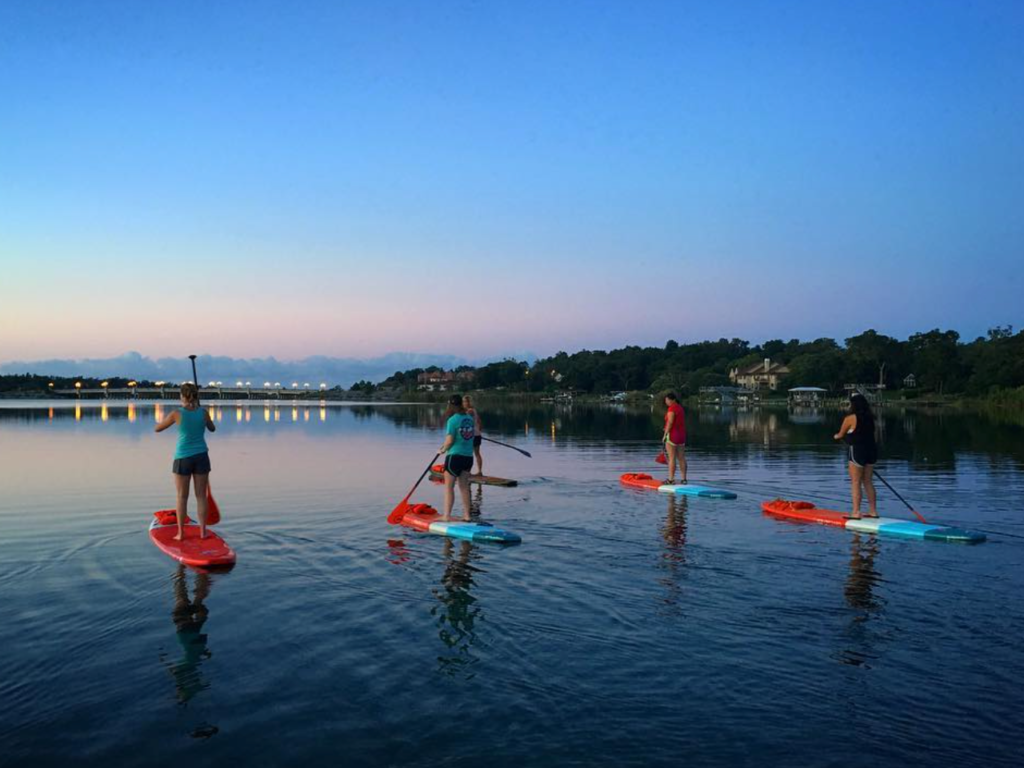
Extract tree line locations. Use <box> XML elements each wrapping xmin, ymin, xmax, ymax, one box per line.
<box><xmin>379</xmin><ymin>326</ymin><xmax>1024</xmax><ymax>398</ymax></box>
<box><xmin>3</xmin><ymin>326</ymin><xmax>1021</xmax><ymax>400</ymax></box>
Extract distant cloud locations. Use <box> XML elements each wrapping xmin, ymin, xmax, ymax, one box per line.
<box><xmin>0</xmin><ymin>351</ymin><xmax>482</xmax><ymax>388</ymax></box>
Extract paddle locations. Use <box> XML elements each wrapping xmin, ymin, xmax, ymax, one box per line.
<box><xmin>387</xmin><ymin>453</ymin><xmax>441</xmax><ymax>524</ymax></box>
<box><xmin>874</xmin><ymin>470</ymin><xmax>928</xmax><ymax>524</ymax></box>
<box><xmin>480</xmin><ymin>436</ymin><xmax>531</xmax><ymax>458</ymax></box>
<box><xmin>189</xmin><ymin>354</ymin><xmax>221</xmax><ymax>526</ymax></box>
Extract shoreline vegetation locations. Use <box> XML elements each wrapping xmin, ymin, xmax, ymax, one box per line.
<box><xmin>3</xmin><ymin>326</ymin><xmax>1023</xmax><ymax>409</ymax></box>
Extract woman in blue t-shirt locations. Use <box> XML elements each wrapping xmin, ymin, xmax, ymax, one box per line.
<box><xmin>438</xmin><ymin>394</ymin><xmax>475</xmax><ymax>522</ymax></box>
<box><xmin>155</xmin><ymin>382</ymin><xmax>216</xmax><ymax>540</ymax></box>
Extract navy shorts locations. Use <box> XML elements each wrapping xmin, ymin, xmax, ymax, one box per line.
<box><xmin>848</xmin><ymin>445</ymin><xmax>877</xmax><ymax>468</ymax></box>
<box><xmin>173</xmin><ymin>452</ymin><xmax>211</xmax><ymax>476</ymax></box>
<box><xmin>444</xmin><ymin>454</ymin><xmax>474</xmax><ymax>477</ymax></box>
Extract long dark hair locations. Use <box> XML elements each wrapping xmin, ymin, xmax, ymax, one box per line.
<box><xmin>850</xmin><ymin>393</ymin><xmax>873</xmax><ymax>419</ymax></box>
<box><xmin>443</xmin><ymin>393</ymin><xmax>465</xmax><ymax>420</ymax></box>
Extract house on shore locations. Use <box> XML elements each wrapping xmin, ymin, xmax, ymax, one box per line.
<box><xmin>416</xmin><ymin>370</ymin><xmax>476</xmax><ymax>392</ymax></box>
<box><xmin>729</xmin><ymin>358</ymin><xmax>791</xmax><ymax>391</ymax></box>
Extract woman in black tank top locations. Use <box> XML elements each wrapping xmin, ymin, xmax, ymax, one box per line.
<box><xmin>833</xmin><ymin>393</ymin><xmax>878</xmax><ymax>519</ymax></box>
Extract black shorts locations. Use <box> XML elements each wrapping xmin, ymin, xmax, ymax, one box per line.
<box><xmin>173</xmin><ymin>452</ymin><xmax>211</xmax><ymax>476</ymax></box>
<box><xmin>473</xmin><ymin>435</ymin><xmax>482</xmax><ymax>448</ymax></box>
<box><xmin>848</xmin><ymin>444</ymin><xmax>877</xmax><ymax>468</ymax></box>
<box><xmin>444</xmin><ymin>454</ymin><xmax>474</xmax><ymax>477</ymax></box>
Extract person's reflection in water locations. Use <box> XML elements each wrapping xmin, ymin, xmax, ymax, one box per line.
<box><xmin>839</xmin><ymin>533</ymin><xmax>885</xmax><ymax>667</ymax></box>
<box><xmin>431</xmin><ymin>539</ymin><xmax>482</xmax><ymax>677</ymax></box>
<box><xmin>658</xmin><ymin>494</ymin><xmax>688</xmax><ymax>615</ymax></box>
<box><xmin>162</xmin><ymin>565</ymin><xmax>213</xmax><ymax>704</ymax></box>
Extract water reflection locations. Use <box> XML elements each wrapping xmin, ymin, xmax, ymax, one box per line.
<box><xmin>837</xmin><ymin>534</ymin><xmax>885</xmax><ymax>668</ymax></box>
<box><xmin>160</xmin><ymin>565</ymin><xmax>214</xmax><ymax>705</ymax></box>
<box><xmin>843</xmin><ymin>534</ymin><xmax>882</xmax><ymax>614</ymax></box>
<box><xmin>3</xmin><ymin>401</ymin><xmax>1024</xmax><ymax>467</ymax></box>
<box><xmin>657</xmin><ymin>494</ymin><xmax>688</xmax><ymax>615</ymax></box>
<box><xmin>431</xmin><ymin>539</ymin><xmax>483</xmax><ymax>677</ymax></box>
<box><xmin>788</xmin><ymin>407</ymin><xmax>825</xmax><ymax>425</ymax></box>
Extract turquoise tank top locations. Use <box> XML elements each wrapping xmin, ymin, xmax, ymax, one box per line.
<box><xmin>175</xmin><ymin>407</ymin><xmax>209</xmax><ymax>459</ymax></box>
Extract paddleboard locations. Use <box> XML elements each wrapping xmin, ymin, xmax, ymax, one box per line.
<box><xmin>149</xmin><ymin>510</ymin><xmax>237</xmax><ymax>567</ymax></box>
<box><xmin>430</xmin><ymin>464</ymin><xmax>518</xmax><ymax>487</ymax></box>
<box><xmin>619</xmin><ymin>472</ymin><xmax>737</xmax><ymax>499</ymax></box>
<box><xmin>761</xmin><ymin>499</ymin><xmax>985</xmax><ymax>544</ymax></box>
<box><xmin>397</xmin><ymin>503</ymin><xmax>521</xmax><ymax>544</ymax></box>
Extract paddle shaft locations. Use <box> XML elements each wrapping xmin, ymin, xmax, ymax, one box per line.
<box><xmin>403</xmin><ymin>453</ymin><xmax>441</xmax><ymax>503</ymax></box>
<box><xmin>480</xmin><ymin>436</ymin><xmax>531</xmax><ymax>458</ymax></box>
<box><xmin>187</xmin><ymin>354</ymin><xmax>220</xmax><ymax>525</ymax></box>
<box><xmin>189</xmin><ymin>355</ymin><xmax>200</xmax><ymax>404</ymax></box>
<box><xmin>874</xmin><ymin>470</ymin><xmax>928</xmax><ymax>524</ymax></box>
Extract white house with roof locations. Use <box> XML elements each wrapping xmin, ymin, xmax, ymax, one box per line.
<box><xmin>729</xmin><ymin>358</ymin><xmax>791</xmax><ymax>391</ymax></box>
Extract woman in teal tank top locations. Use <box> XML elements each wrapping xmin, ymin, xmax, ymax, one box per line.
<box><xmin>155</xmin><ymin>383</ymin><xmax>216</xmax><ymax>541</ymax></box>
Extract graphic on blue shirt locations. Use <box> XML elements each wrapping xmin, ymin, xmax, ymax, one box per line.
<box><xmin>446</xmin><ymin>414</ymin><xmax>476</xmax><ymax>457</ymax></box>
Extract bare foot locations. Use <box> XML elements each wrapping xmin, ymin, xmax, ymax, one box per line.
<box><xmin>199</xmin><ymin>529</ymin><xmax>208</xmax><ymax>539</ymax></box>
<box><xmin>173</xmin><ymin>531</ymin><xmax>185</xmax><ymax>541</ymax></box>
<box><xmin>462</xmin><ymin>517</ymin><xmax>471</xmax><ymax>523</ymax></box>
<box><xmin>441</xmin><ymin>516</ymin><xmax>451</xmax><ymax>522</ymax></box>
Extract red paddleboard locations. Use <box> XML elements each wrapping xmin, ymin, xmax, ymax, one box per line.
<box><xmin>620</xmin><ymin>472</ymin><xmax>664</xmax><ymax>490</ymax></box>
<box><xmin>149</xmin><ymin>510</ymin><xmax>236</xmax><ymax>568</ymax></box>
<box><xmin>761</xmin><ymin>499</ymin><xmax>985</xmax><ymax>543</ymax></box>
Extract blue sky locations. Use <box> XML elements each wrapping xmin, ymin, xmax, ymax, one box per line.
<box><xmin>1</xmin><ymin>0</ymin><xmax>1022</xmax><ymax>361</ymax></box>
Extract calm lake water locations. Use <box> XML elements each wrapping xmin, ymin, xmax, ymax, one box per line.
<box><xmin>1</xmin><ymin>400</ymin><xmax>1022</xmax><ymax>767</ymax></box>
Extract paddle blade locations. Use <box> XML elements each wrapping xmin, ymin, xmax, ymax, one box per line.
<box><xmin>387</xmin><ymin>497</ymin><xmax>411</xmax><ymax>525</ymax></box>
<box><xmin>655</xmin><ymin>451</ymin><xmax>667</xmax><ymax>465</ymax></box>
<box><xmin>206</xmin><ymin>488</ymin><xmax>221</xmax><ymax>526</ymax></box>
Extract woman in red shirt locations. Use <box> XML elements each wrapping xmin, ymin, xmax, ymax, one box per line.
<box><xmin>663</xmin><ymin>392</ymin><xmax>688</xmax><ymax>484</ymax></box>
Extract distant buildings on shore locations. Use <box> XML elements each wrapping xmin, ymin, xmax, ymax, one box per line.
<box><xmin>729</xmin><ymin>358</ymin><xmax>791</xmax><ymax>391</ymax></box>
<box><xmin>416</xmin><ymin>369</ymin><xmax>476</xmax><ymax>392</ymax></box>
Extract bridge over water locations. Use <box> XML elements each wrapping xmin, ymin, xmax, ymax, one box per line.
<box><xmin>53</xmin><ymin>386</ymin><xmax>390</xmax><ymax>400</ymax></box>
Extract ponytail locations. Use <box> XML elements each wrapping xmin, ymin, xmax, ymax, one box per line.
<box><xmin>180</xmin><ymin>382</ymin><xmax>200</xmax><ymax>408</ymax></box>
